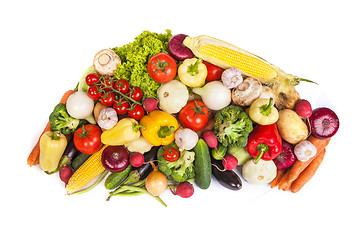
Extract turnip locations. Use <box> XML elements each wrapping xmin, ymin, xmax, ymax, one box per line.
<box><xmin>169</xmin><ymin>181</ymin><xmax>194</xmax><ymax>198</ymax></box>
<box><xmin>309</xmin><ymin>107</ymin><xmax>339</xmax><ymax>139</ymax></box>
<box><xmin>168</xmin><ymin>34</ymin><xmax>194</xmax><ymax>61</ymax></box>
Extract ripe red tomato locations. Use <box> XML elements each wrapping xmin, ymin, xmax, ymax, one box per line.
<box><xmin>203</xmin><ymin>61</ymin><xmax>225</xmax><ymax>81</ymax></box>
<box><xmin>148</xmin><ymin>53</ymin><xmax>177</xmax><ymax>83</ymax></box>
<box><xmin>113</xmin><ymin>99</ymin><xmax>130</xmax><ymax>115</ymax></box>
<box><xmin>179</xmin><ymin>100</ymin><xmax>209</xmax><ymax>131</ymax></box>
<box><xmin>163</xmin><ymin>147</ymin><xmax>179</xmax><ymax>162</ymax></box>
<box><xmin>129</xmin><ymin>86</ymin><xmax>143</xmax><ymax>102</ymax></box>
<box><xmin>85</xmin><ymin>73</ymin><xmax>100</xmax><ymax>86</ymax></box>
<box><xmin>128</xmin><ymin>104</ymin><xmax>145</xmax><ymax>120</ymax></box>
<box><xmin>100</xmin><ymin>76</ymin><xmax>114</xmax><ymax>91</ymax></box>
<box><xmin>114</xmin><ymin>79</ymin><xmax>130</xmax><ymax>94</ymax></box>
<box><xmin>87</xmin><ymin>85</ymin><xmax>100</xmax><ymax>100</ymax></box>
<box><xmin>100</xmin><ymin>91</ymin><xmax>115</xmax><ymax>106</ymax></box>
<box><xmin>74</xmin><ymin>124</ymin><xmax>102</xmax><ymax>155</ymax></box>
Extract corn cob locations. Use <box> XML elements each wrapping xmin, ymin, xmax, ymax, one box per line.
<box><xmin>65</xmin><ymin>145</ymin><xmax>107</xmax><ymax>194</ymax></box>
<box><xmin>183</xmin><ymin>35</ymin><xmax>312</xmax><ymax>109</ymax></box>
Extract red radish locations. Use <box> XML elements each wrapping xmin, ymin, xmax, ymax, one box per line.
<box><xmin>273</xmin><ymin>141</ymin><xmax>296</xmax><ymax>169</ymax></box>
<box><xmin>309</xmin><ymin>107</ymin><xmax>339</xmax><ymax>139</ymax></box>
<box><xmin>222</xmin><ymin>154</ymin><xmax>238</xmax><ymax>171</ymax></box>
<box><xmin>170</xmin><ymin>181</ymin><xmax>194</xmax><ymax>198</ymax></box>
<box><xmin>295</xmin><ymin>99</ymin><xmax>312</xmax><ymax>118</ymax></box>
<box><xmin>59</xmin><ymin>165</ymin><xmax>73</xmax><ymax>185</ymax></box>
<box><xmin>202</xmin><ymin>130</ymin><xmax>218</xmax><ymax>148</ymax></box>
<box><xmin>143</xmin><ymin>98</ymin><xmax>158</xmax><ymax>112</ymax></box>
<box><xmin>168</xmin><ymin>34</ymin><xmax>194</xmax><ymax>61</ymax></box>
<box><xmin>129</xmin><ymin>152</ymin><xmax>145</xmax><ymax>167</ymax></box>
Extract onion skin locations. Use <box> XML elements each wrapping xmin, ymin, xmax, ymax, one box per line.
<box><xmin>101</xmin><ymin>146</ymin><xmax>130</xmax><ymax>173</ymax></box>
<box><xmin>145</xmin><ymin>170</ymin><xmax>168</xmax><ymax>197</ymax></box>
<box><xmin>273</xmin><ymin>141</ymin><xmax>296</xmax><ymax>169</ymax></box>
<box><xmin>309</xmin><ymin>107</ymin><xmax>339</xmax><ymax>140</ymax></box>
<box><xmin>168</xmin><ymin>34</ymin><xmax>194</xmax><ymax>61</ymax></box>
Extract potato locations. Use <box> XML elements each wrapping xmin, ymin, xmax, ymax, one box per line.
<box><xmin>276</xmin><ymin>109</ymin><xmax>308</xmax><ymax>144</ymax></box>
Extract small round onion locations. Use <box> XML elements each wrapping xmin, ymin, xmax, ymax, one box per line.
<box><xmin>145</xmin><ymin>170</ymin><xmax>168</xmax><ymax>197</ymax></box>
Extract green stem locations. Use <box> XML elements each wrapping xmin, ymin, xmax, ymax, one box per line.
<box><xmin>113</xmin><ymin>192</ymin><xmax>145</xmax><ymax>197</ymax></box>
<box><xmin>260</xmin><ymin>98</ymin><xmax>273</xmax><ymax>116</ymax></box>
<box><xmin>157</xmin><ymin>126</ymin><xmax>175</xmax><ymax>138</ymax></box>
<box><xmin>253</xmin><ymin>144</ymin><xmax>269</xmax><ymax>164</ymax></box>
<box><xmin>187</xmin><ymin>59</ymin><xmax>202</xmax><ymax>76</ymax></box>
<box><xmin>68</xmin><ymin>171</ymin><xmax>109</xmax><ymax>195</ymax></box>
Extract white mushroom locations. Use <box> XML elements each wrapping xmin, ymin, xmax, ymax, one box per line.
<box><xmin>93</xmin><ymin>49</ymin><xmax>121</xmax><ymax>76</ymax></box>
<box><xmin>231</xmin><ymin>77</ymin><xmax>262</xmax><ymax>106</ymax></box>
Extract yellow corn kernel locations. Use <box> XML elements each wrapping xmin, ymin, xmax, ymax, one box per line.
<box><xmin>65</xmin><ymin>145</ymin><xmax>107</xmax><ymax>194</ymax></box>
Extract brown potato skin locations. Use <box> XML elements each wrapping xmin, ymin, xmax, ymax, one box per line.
<box><xmin>276</xmin><ymin>109</ymin><xmax>308</xmax><ymax>144</ymax></box>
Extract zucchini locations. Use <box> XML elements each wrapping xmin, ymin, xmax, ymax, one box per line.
<box><xmin>193</xmin><ymin>139</ymin><xmax>212</xmax><ymax>189</ymax></box>
<box><xmin>71</xmin><ymin>153</ymin><xmax>91</xmax><ymax>171</ymax></box>
<box><xmin>104</xmin><ymin>164</ymin><xmax>132</xmax><ymax>190</ymax></box>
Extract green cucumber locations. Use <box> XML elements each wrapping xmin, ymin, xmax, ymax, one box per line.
<box><xmin>194</xmin><ymin>139</ymin><xmax>212</xmax><ymax>189</ymax></box>
<box><xmin>104</xmin><ymin>165</ymin><xmax>132</xmax><ymax>190</ymax></box>
<box><xmin>71</xmin><ymin>153</ymin><xmax>91</xmax><ymax>171</ymax></box>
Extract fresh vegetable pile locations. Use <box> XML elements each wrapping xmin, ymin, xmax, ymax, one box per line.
<box><xmin>28</xmin><ymin>30</ymin><xmax>340</xmax><ymax>206</ymax></box>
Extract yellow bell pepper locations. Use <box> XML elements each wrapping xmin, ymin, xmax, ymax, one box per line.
<box><xmin>140</xmin><ymin>110</ymin><xmax>179</xmax><ymax>146</ymax></box>
<box><xmin>178</xmin><ymin>58</ymin><xmax>207</xmax><ymax>87</ymax></box>
<box><xmin>39</xmin><ymin>131</ymin><xmax>67</xmax><ymax>172</ymax></box>
<box><xmin>249</xmin><ymin>98</ymin><xmax>279</xmax><ymax>125</ymax></box>
<box><xmin>101</xmin><ymin>118</ymin><xmax>142</xmax><ymax>145</ymax></box>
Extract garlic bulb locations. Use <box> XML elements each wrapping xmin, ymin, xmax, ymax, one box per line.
<box><xmin>294</xmin><ymin>140</ymin><xmax>317</xmax><ymax>162</ymax></box>
<box><xmin>221</xmin><ymin>67</ymin><xmax>243</xmax><ymax>89</ymax></box>
<box><xmin>98</xmin><ymin>108</ymin><xmax>118</xmax><ymax>130</ymax></box>
<box><xmin>175</xmin><ymin>128</ymin><xmax>199</xmax><ymax>151</ymax></box>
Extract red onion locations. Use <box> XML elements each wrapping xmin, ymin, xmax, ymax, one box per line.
<box><xmin>309</xmin><ymin>107</ymin><xmax>339</xmax><ymax>140</ymax></box>
<box><xmin>101</xmin><ymin>146</ymin><xmax>129</xmax><ymax>172</ymax></box>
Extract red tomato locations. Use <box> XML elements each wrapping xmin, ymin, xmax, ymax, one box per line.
<box><xmin>163</xmin><ymin>147</ymin><xmax>179</xmax><ymax>162</ymax></box>
<box><xmin>113</xmin><ymin>99</ymin><xmax>130</xmax><ymax>115</ymax></box>
<box><xmin>148</xmin><ymin>53</ymin><xmax>177</xmax><ymax>83</ymax></box>
<box><xmin>100</xmin><ymin>91</ymin><xmax>115</xmax><ymax>106</ymax></box>
<box><xmin>203</xmin><ymin>61</ymin><xmax>225</xmax><ymax>81</ymax></box>
<box><xmin>87</xmin><ymin>85</ymin><xmax>100</xmax><ymax>100</ymax></box>
<box><xmin>128</xmin><ymin>104</ymin><xmax>145</xmax><ymax>120</ymax></box>
<box><xmin>129</xmin><ymin>86</ymin><xmax>143</xmax><ymax>102</ymax></box>
<box><xmin>85</xmin><ymin>73</ymin><xmax>100</xmax><ymax>86</ymax></box>
<box><xmin>179</xmin><ymin>100</ymin><xmax>209</xmax><ymax>131</ymax></box>
<box><xmin>74</xmin><ymin>124</ymin><xmax>102</xmax><ymax>155</ymax></box>
<box><xmin>114</xmin><ymin>79</ymin><xmax>130</xmax><ymax>94</ymax></box>
<box><xmin>100</xmin><ymin>76</ymin><xmax>114</xmax><ymax>91</ymax></box>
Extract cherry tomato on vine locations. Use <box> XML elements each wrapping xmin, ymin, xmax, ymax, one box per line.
<box><xmin>179</xmin><ymin>100</ymin><xmax>209</xmax><ymax>131</ymax></box>
<box><xmin>128</xmin><ymin>104</ymin><xmax>145</xmax><ymax>120</ymax></box>
<box><xmin>148</xmin><ymin>53</ymin><xmax>177</xmax><ymax>83</ymax></box>
<box><xmin>87</xmin><ymin>85</ymin><xmax>100</xmax><ymax>100</ymax></box>
<box><xmin>85</xmin><ymin>73</ymin><xmax>100</xmax><ymax>86</ymax></box>
<box><xmin>129</xmin><ymin>86</ymin><xmax>143</xmax><ymax>102</ymax></box>
<box><xmin>114</xmin><ymin>79</ymin><xmax>130</xmax><ymax>94</ymax></box>
<box><xmin>163</xmin><ymin>147</ymin><xmax>179</xmax><ymax>162</ymax></box>
<box><xmin>101</xmin><ymin>76</ymin><xmax>114</xmax><ymax>91</ymax></box>
<box><xmin>100</xmin><ymin>91</ymin><xmax>116</xmax><ymax>106</ymax></box>
<box><xmin>203</xmin><ymin>61</ymin><xmax>225</xmax><ymax>81</ymax></box>
<box><xmin>113</xmin><ymin>99</ymin><xmax>130</xmax><ymax>115</ymax></box>
<box><xmin>74</xmin><ymin>124</ymin><xmax>102</xmax><ymax>155</ymax></box>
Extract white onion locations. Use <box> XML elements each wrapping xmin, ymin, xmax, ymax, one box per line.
<box><xmin>192</xmin><ymin>81</ymin><xmax>231</xmax><ymax>110</ymax></box>
<box><xmin>66</xmin><ymin>91</ymin><xmax>96</xmax><ymax>124</ymax></box>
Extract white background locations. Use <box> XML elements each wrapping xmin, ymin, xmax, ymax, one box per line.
<box><xmin>1</xmin><ymin>0</ymin><xmax>358</xmax><ymax>239</ymax></box>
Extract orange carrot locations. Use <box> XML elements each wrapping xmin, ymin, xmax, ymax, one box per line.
<box><xmin>290</xmin><ymin>148</ymin><xmax>326</xmax><ymax>193</ymax></box>
<box><xmin>271</xmin><ymin>169</ymin><xmax>286</xmax><ymax>188</ymax></box>
<box><xmin>277</xmin><ymin>170</ymin><xmax>291</xmax><ymax>190</ymax></box>
<box><xmin>288</xmin><ymin>137</ymin><xmax>330</xmax><ymax>182</ymax></box>
<box><xmin>27</xmin><ymin>90</ymin><xmax>75</xmax><ymax>167</ymax></box>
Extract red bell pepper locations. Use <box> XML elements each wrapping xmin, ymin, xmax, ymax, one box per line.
<box><xmin>247</xmin><ymin>123</ymin><xmax>282</xmax><ymax>163</ymax></box>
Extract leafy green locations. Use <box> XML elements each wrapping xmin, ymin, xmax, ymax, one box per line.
<box><xmin>49</xmin><ymin>103</ymin><xmax>85</xmax><ymax>135</ymax></box>
<box><xmin>112</xmin><ymin>30</ymin><xmax>173</xmax><ymax>98</ymax></box>
<box><xmin>213</xmin><ymin>105</ymin><xmax>253</xmax><ymax>148</ymax></box>
<box><xmin>157</xmin><ymin>142</ymin><xmax>195</xmax><ymax>183</ymax></box>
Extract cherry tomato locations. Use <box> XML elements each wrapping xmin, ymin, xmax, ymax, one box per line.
<box><xmin>129</xmin><ymin>86</ymin><xmax>143</xmax><ymax>102</ymax></box>
<box><xmin>100</xmin><ymin>91</ymin><xmax>115</xmax><ymax>106</ymax></box>
<box><xmin>113</xmin><ymin>99</ymin><xmax>130</xmax><ymax>115</ymax></box>
<box><xmin>203</xmin><ymin>61</ymin><xmax>225</xmax><ymax>81</ymax></box>
<box><xmin>85</xmin><ymin>73</ymin><xmax>100</xmax><ymax>86</ymax></box>
<box><xmin>179</xmin><ymin>100</ymin><xmax>209</xmax><ymax>131</ymax></box>
<box><xmin>114</xmin><ymin>79</ymin><xmax>130</xmax><ymax>94</ymax></box>
<box><xmin>100</xmin><ymin>76</ymin><xmax>114</xmax><ymax>91</ymax></box>
<box><xmin>87</xmin><ymin>85</ymin><xmax>100</xmax><ymax>100</ymax></box>
<box><xmin>74</xmin><ymin>124</ymin><xmax>102</xmax><ymax>155</ymax></box>
<box><xmin>163</xmin><ymin>147</ymin><xmax>179</xmax><ymax>162</ymax></box>
<box><xmin>128</xmin><ymin>104</ymin><xmax>145</xmax><ymax>120</ymax></box>
<box><xmin>148</xmin><ymin>53</ymin><xmax>177</xmax><ymax>83</ymax></box>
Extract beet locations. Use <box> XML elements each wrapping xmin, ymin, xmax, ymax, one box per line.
<box><xmin>273</xmin><ymin>141</ymin><xmax>296</xmax><ymax>169</ymax></box>
<box><xmin>309</xmin><ymin>107</ymin><xmax>339</xmax><ymax>140</ymax></box>
<box><xmin>168</xmin><ymin>34</ymin><xmax>194</xmax><ymax>61</ymax></box>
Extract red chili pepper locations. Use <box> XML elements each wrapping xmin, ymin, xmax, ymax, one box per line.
<box><xmin>246</xmin><ymin>123</ymin><xmax>282</xmax><ymax>163</ymax></box>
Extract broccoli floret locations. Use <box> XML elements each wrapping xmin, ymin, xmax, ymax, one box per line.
<box><xmin>49</xmin><ymin>103</ymin><xmax>84</xmax><ymax>135</ymax></box>
<box><xmin>214</xmin><ymin>105</ymin><xmax>253</xmax><ymax>148</ymax></box>
<box><xmin>157</xmin><ymin>144</ymin><xmax>196</xmax><ymax>183</ymax></box>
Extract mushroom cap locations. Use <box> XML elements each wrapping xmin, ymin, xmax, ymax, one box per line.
<box><xmin>93</xmin><ymin>49</ymin><xmax>121</xmax><ymax>76</ymax></box>
<box><xmin>231</xmin><ymin>77</ymin><xmax>262</xmax><ymax>106</ymax></box>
